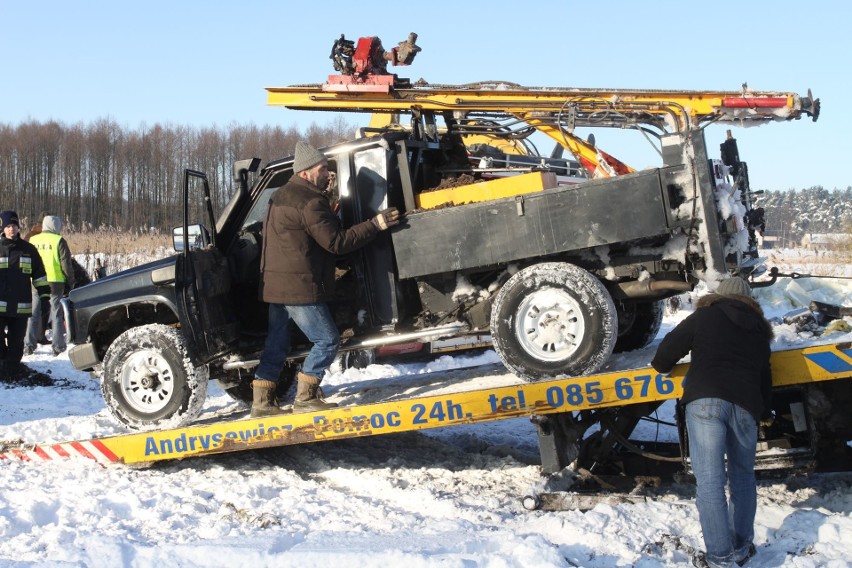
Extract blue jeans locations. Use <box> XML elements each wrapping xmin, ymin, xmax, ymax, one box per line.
<box><xmin>686</xmin><ymin>398</ymin><xmax>757</xmax><ymax>567</ymax></box>
<box><xmin>255</xmin><ymin>303</ymin><xmax>340</xmax><ymax>384</ymax></box>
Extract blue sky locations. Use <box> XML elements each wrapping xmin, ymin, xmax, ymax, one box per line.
<box><xmin>3</xmin><ymin>0</ymin><xmax>849</xmax><ymax>192</ymax></box>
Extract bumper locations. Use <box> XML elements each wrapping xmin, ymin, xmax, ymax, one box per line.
<box><xmin>68</xmin><ymin>342</ymin><xmax>100</xmax><ymax>371</ymax></box>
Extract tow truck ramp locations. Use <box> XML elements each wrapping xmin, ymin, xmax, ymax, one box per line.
<box><xmin>2</xmin><ymin>342</ymin><xmax>850</xmax><ymax>467</ymax></box>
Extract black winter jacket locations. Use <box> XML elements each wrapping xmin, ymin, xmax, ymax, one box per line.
<box><xmin>259</xmin><ymin>175</ymin><xmax>378</xmax><ymax>304</ymax></box>
<box><xmin>651</xmin><ymin>294</ymin><xmax>773</xmax><ymax>421</ymax></box>
<box><xmin>0</xmin><ymin>235</ymin><xmax>50</xmax><ymax>318</ymax></box>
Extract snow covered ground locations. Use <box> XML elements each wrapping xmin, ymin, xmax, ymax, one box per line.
<box><xmin>1</xmin><ymin>248</ymin><xmax>852</xmax><ymax>567</ymax></box>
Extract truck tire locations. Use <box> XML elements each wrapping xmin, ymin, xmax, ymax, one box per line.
<box><xmin>614</xmin><ymin>300</ymin><xmax>664</xmax><ymax>353</ymax></box>
<box><xmin>101</xmin><ymin>324</ymin><xmax>208</xmax><ymax>430</ymax></box>
<box><xmin>490</xmin><ymin>262</ymin><xmax>617</xmax><ymax>381</ymax></box>
<box><xmin>341</xmin><ymin>349</ymin><xmax>376</xmax><ymax>369</ymax></box>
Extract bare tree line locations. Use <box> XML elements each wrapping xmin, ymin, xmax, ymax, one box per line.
<box><xmin>4</xmin><ymin>118</ymin><xmax>849</xmax><ymax>242</ymax></box>
<box><xmin>0</xmin><ymin>117</ymin><xmax>355</xmax><ymax>232</ymax></box>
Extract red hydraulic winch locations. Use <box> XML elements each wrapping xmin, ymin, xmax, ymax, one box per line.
<box><xmin>325</xmin><ymin>32</ymin><xmax>421</xmax><ymax>92</ymax></box>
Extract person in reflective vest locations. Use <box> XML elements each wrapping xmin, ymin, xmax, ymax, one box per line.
<box><xmin>26</xmin><ymin>215</ymin><xmax>75</xmax><ymax>356</ymax></box>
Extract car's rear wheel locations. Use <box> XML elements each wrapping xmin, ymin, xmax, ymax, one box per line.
<box><xmin>614</xmin><ymin>299</ymin><xmax>664</xmax><ymax>353</ymax></box>
<box><xmin>490</xmin><ymin>262</ymin><xmax>617</xmax><ymax>381</ymax></box>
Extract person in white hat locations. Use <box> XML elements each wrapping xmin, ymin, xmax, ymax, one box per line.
<box><xmin>26</xmin><ymin>214</ymin><xmax>75</xmax><ymax>356</ymax></box>
<box><xmin>252</xmin><ymin>142</ymin><xmax>400</xmax><ymax>416</ymax></box>
<box><xmin>652</xmin><ymin>277</ymin><xmax>773</xmax><ymax>567</ymax></box>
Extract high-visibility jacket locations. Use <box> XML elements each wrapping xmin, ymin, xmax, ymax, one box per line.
<box><xmin>29</xmin><ymin>231</ymin><xmax>70</xmax><ymax>284</ymax></box>
<box><xmin>0</xmin><ymin>235</ymin><xmax>50</xmax><ymax>317</ymax></box>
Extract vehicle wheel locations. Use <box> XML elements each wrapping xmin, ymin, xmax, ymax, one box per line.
<box><xmin>219</xmin><ymin>364</ymin><xmax>297</xmax><ymax>406</ymax></box>
<box><xmin>341</xmin><ymin>349</ymin><xmax>376</xmax><ymax>369</ymax></box>
<box><xmin>490</xmin><ymin>262</ymin><xmax>617</xmax><ymax>381</ymax></box>
<box><xmin>614</xmin><ymin>299</ymin><xmax>664</xmax><ymax>353</ymax></box>
<box><xmin>101</xmin><ymin>324</ymin><xmax>208</xmax><ymax>430</ymax></box>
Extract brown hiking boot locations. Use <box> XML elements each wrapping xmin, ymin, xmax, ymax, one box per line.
<box><xmin>292</xmin><ymin>372</ymin><xmax>338</xmax><ymax>413</ymax></box>
<box><xmin>250</xmin><ymin>379</ymin><xmax>290</xmax><ymax>417</ymax></box>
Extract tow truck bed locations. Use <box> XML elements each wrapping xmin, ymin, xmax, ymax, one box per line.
<box><xmin>3</xmin><ymin>341</ymin><xmax>850</xmax><ymax>467</ymax></box>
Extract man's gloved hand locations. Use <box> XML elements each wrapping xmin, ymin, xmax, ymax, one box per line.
<box><xmin>372</xmin><ymin>207</ymin><xmax>401</xmax><ymax>230</ymax></box>
<box><xmin>40</xmin><ymin>297</ymin><xmax>50</xmax><ymax>316</ymax></box>
<box><xmin>325</xmin><ymin>171</ymin><xmax>337</xmax><ymax>192</ymax></box>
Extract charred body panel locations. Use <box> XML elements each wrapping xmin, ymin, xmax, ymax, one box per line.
<box><xmin>175</xmin><ymin>249</ymin><xmax>239</xmax><ymax>364</ymax></box>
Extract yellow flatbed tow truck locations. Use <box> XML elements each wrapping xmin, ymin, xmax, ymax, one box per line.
<box><xmin>3</xmin><ymin>341</ymin><xmax>850</xmax><ymax>477</ymax></box>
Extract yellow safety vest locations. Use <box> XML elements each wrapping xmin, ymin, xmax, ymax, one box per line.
<box><xmin>29</xmin><ymin>231</ymin><xmax>66</xmax><ymax>283</ymax></box>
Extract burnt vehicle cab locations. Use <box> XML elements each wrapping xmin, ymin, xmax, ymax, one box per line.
<box><xmin>65</xmin><ymin>134</ymin><xmax>410</xmax><ymax>428</ymax></box>
<box><xmin>216</xmin><ymin>135</ymin><xmax>406</xmax><ymax>360</ymax></box>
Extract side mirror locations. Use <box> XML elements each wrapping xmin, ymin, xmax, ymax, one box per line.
<box><xmin>232</xmin><ymin>157</ymin><xmax>261</xmax><ymax>184</ymax></box>
<box><xmin>173</xmin><ymin>224</ymin><xmax>211</xmax><ymax>252</ymax></box>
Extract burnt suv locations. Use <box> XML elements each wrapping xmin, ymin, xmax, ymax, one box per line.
<box><xmin>64</xmin><ymin>124</ymin><xmax>761</xmax><ymax>429</ymax></box>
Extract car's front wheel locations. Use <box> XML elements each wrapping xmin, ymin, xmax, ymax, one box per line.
<box><xmin>101</xmin><ymin>324</ymin><xmax>208</xmax><ymax>430</ymax></box>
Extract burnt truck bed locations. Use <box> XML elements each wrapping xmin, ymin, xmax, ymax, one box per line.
<box><xmin>392</xmin><ymin>167</ymin><xmax>681</xmax><ymax>279</ymax></box>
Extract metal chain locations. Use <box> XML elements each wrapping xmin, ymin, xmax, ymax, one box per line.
<box><xmin>768</xmin><ymin>266</ymin><xmax>852</xmax><ymax>280</ymax></box>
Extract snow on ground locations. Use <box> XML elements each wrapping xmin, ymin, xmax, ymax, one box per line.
<box><xmin>1</xmin><ymin>249</ymin><xmax>852</xmax><ymax>567</ymax></box>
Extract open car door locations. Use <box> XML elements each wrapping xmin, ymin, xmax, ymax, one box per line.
<box><xmin>174</xmin><ymin>169</ymin><xmax>240</xmax><ymax>363</ymax></box>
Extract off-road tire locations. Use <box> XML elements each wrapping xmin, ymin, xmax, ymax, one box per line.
<box><xmin>490</xmin><ymin>262</ymin><xmax>617</xmax><ymax>381</ymax></box>
<box><xmin>101</xmin><ymin>324</ymin><xmax>208</xmax><ymax>430</ymax></box>
<box><xmin>614</xmin><ymin>299</ymin><xmax>664</xmax><ymax>353</ymax></box>
<box><xmin>340</xmin><ymin>349</ymin><xmax>376</xmax><ymax>370</ymax></box>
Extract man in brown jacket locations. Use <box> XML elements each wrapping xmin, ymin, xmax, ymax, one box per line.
<box><xmin>252</xmin><ymin>141</ymin><xmax>400</xmax><ymax>417</ymax></box>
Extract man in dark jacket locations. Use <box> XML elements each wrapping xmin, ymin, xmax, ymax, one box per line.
<box><xmin>0</xmin><ymin>210</ymin><xmax>51</xmax><ymax>379</ymax></box>
<box><xmin>252</xmin><ymin>141</ymin><xmax>400</xmax><ymax>417</ymax></box>
<box><xmin>652</xmin><ymin>277</ymin><xmax>773</xmax><ymax>568</ymax></box>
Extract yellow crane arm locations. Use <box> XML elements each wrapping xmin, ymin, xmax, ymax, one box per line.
<box><xmin>267</xmin><ymin>82</ymin><xmax>819</xmax><ymax>131</ymax></box>
<box><xmin>267</xmin><ymin>82</ymin><xmax>818</xmax><ymax>177</ymax></box>
<box><xmin>526</xmin><ymin>120</ymin><xmax>635</xmax><ymax>177</ymax></box>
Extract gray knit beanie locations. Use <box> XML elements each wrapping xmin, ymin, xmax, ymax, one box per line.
<box><xmin>293</xmin><ymin>141</ymin><xmax>326</xmax><ymax>173</ymax></box>
<box><xmin>716</xmin><ymin>276</ymin><xmax>752</xmax><ymax>298</ymax></box>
